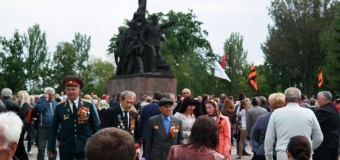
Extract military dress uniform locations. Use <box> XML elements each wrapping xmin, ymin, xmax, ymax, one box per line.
<box><xmin>48</xmin><ymin>98</ymin><xmax>99</xmax><ymax>160</ymax></box>
<box><xmin>47</xmin><ymin>76</ymin><xmax>99</xmax><ymax>160</ymax></box>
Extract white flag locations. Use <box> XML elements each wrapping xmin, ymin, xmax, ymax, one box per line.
<box><xmin>214</xmin><ymin>60</ymin><xmax>231</xmax><ymax>82</ymax></box>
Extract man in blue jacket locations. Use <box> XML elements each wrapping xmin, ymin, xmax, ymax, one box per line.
<box><xmin>36</xmin><ymin>87</ymin><xmax>57</xmax><ymax>160</ymax></box>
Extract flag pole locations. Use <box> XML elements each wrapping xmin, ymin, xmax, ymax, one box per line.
<box><xmin>228</xmin><ymin>43</ymin><xmax>232</xmax><ymax>96</ymax></box>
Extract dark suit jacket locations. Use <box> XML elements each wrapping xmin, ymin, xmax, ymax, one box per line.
<box><xmin>145</xmin><ymin>115</ymin><xmax>183</xmax><ymax>160</ymax></box>
<box><xmin>314</xmin><ymin>102</ymin><xmax>340</xmax><ymax>156</ymax></box>
<box><xmin>48</xmin><ymin>98</ymin><xmax>99</xmax><ymax>154</ymax></box>
<box><xmin>139</xmin><ymin>101</ymin><xmax>161</xmax><ymax>140</ymax></box>
<box><xmin>102</xmin><ymin>104</ymin><xmax>140</xmax><ymax>141</ymax></box>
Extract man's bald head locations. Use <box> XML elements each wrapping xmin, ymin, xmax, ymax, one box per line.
<box><xmin>181</xmin><ymin>88</ymin><xmax>191</xmax><ymax>98</ymax></box>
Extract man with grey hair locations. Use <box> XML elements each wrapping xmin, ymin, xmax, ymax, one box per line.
<box><xmin>35</xmin><ymin>87</ymin><xmax>57</xmax><ymax>160</ymax></box>
<box><xmin>102</xmin><ymin>90</ymin><xmax>140</xmax><ymax>142</ymax></box>
<box><xmin>218</xmin><ymin>94</ymin><xmax>226</xmax><ymax>110</ymax></box>
<box><xmin>313</xmin><ymin>91</ymin><xmax>340</xmax><ymax>160</ymax></box>
<box><xmin>264</xmin><ymin>87</ymin><xmax>323</xmax><ymax>160</ymax></box>
<box><xmin>0</xmin><ymin>112</ymin><xmax>23</xmax><ymax>160</ymax></box>
<box><xmin>1</xmin><ymin>88</ymin><xmax>19</xmax><ymax>114</ymax></box>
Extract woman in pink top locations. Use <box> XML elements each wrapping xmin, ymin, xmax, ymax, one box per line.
<box><xmin>205</xmin><ymin>100</ymin><xmax>231</xmax><ymax>160</ymax></box>
<box><xmin>167</xmin><ymin>116</ymin><xmax>226</xmax><ymax>160</ymax></box>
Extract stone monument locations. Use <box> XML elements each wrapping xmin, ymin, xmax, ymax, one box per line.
<box><xmin>107</xmin><ymin>0</ymin><xmax>177</xmax><ymax>99</ymax></box>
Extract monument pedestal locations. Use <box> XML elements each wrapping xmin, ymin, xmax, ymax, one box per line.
<box><xmin>107</xmin><ymin>72</ymin><xmax>177</xmax><ymax>100</ymax></box>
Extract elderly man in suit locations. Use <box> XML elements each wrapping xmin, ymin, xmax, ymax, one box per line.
<box><xmin>139</xmin><ymin>91</ymin><xmax>162</xmax><ymax>157</ymax></box>
<box><xmin>102</xmin><ymin>90</ymin><xmax>140</xmax><ymax>142</ymax></box>
<box><xmin>313</xmin><ymin>91</ymin><xmax>340</xmax><ymax>160</ymax></box>
<box><xmin>47</xmin><ymin>76</ymin><xmax>99</xmax><ymax>160</ymax></box>
<box><xmin>145</xmin><ymin>99</ymin><xmax>183</xmax><ymax>160</ymax></box>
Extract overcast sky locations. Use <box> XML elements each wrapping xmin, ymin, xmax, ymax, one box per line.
<box><xmin>0</xmin><ymin>0</ymin><xmax>272</xmax><ymax>65</ymax></box>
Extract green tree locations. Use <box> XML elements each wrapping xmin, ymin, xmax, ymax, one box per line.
<box><xmin>321</xmin><ymin>2</ymin><xmax>340</xmax><ymax>94</ymax></box>
<box><xmin>223</xmin><ymin>33</ymin><xmax>249</xmax><ymax>97</ymax></box>
<box><xmin>25</xmin><ymin>24</ymin><xmax>49</xmax><ymax>93</ymax></box>
<box><xmin>82</xmin><ymin>58</ymin><xmax>115</xmax><ymax>95</ymax></box>
<box><xmin>0</xmin><ymin>31</ymin><xmax>27</xmax><ymax>92</ymax></box>
<box><xmin>158</xmin><ymin>10</ymin><xmax>215</xmax><ymax>95</ymax></box>
<box><xmin>73</xmin><ymin>32</ymin><xmax>91</xmax><ymax>76</ymax></box>
<box><xmin>262</xmin><ymin>0</ymin><xmax>336</xmax><ymax>96</ymax></box>
<box><xmin>52</xmin><ymin>42</ymin><xmax>77</xmax><ymax>92</ymax></box>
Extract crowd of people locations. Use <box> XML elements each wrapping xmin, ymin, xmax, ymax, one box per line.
<box><xmin>0</xmin><ymin>75</ymin><xmax>340</xmax><ymax>160</ymax></box>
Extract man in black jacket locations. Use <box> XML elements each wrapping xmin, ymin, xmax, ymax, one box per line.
<box><xmin>102</xmin><ymin>91</ymin><xmax>140</xmax><ymax>143</ymax></box>
<box><xmin>314</xmin><ymin>91</ymin><xmax>340</xmax><ymax>160</ymax></box>
<box><xmin>1</xmin><ymin>88</ymin><xmax>19</xmax><ymax>114</ymax></box>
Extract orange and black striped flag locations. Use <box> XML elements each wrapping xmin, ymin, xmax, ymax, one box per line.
<box><xmin>248</xmin><ymin>64</ymin><xmax>258</xmax><ymax>91</ymax></box>
<box><xmin>318</xmin><ymin>66</ymin><xmax>323</xmax><ymax>88</ymax></box>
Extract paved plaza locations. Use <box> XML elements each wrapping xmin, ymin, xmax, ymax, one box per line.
<box><xmin>25</xmin><ymin>140</ymin><xmax>254</xmax><ymax>160</ymax></box>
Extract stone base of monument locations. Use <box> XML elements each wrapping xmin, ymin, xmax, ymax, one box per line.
<box><xmin>107</xmin><ymin>71</ymin><xmax>177</xmax><ymax>100</ymax></box>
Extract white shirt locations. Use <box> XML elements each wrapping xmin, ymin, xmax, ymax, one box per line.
<box><xmin>174</xmin><ymin>112</ymin><xmax>195</xmax><ymax>144</ymax></box>
<box><xmin>120</xmin><ymin>105</ymin><xmax>130</xmax><ymax>128</ymax></box>
<box><xmin>237</xmin><ymin>108</ymin><xmax>247</xmax><ymax>129</ymax></box>
<box><xmin>68</xmin><ymin>97</ymin><xmax>79</xmax><ymax>113</ymax></box>
<box><xmin>264</xmin><ymin>102</ymin><xmax>323</xmax><ymax>160</ymax></box>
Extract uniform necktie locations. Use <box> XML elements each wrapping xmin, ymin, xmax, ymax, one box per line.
<box><xmin>72</xmin><ymin>101</ymin><xmax>77</xmax><ymax>118</ymax></box>
<box><xmin>123</xmin><ymin>111</ymin><xmax>129</xmax><ymax>131</ymax></box>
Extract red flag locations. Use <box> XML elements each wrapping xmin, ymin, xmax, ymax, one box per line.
<box><xmin>220</xmin><ymin>52</ymin><xmax>227</xmax><ymax>68</ymax></box>
<box><xmin>248</xmin><ymin>64</ymin><xmax>258</xmax><ymax>91</ymax></box>
<box><xmin>318</xmin><ymin>66</ymin><xmax>323</xmax><ymax>88</ymax></box>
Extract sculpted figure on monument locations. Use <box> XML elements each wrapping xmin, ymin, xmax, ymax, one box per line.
<box><xmin>113</xmin><ymin>0</ymin><xmax>175</xmax><ymax>76</ymax></box>
<box><xmin>137</xmin><ymin>0</ymin><xmax>147</xmax><ymax>13</ymax></box>
<box><xmin>140</xmin><ymin>15</ymin><xmax>175</xmax><ymax>72</ymax></box>
<box><xmin>126</xmin><ymin>36</ymin><xmax>144</xmax><ymax>74</ymax></box>
<box><xmin>114</xmin><ymin>28</ymin><xmax>128</xmax><ymax>76</ymax></box>
<box><xmin>115</xmin><ymin>21</ymin><xmax>142</xmax><ymax>75</ymax></box>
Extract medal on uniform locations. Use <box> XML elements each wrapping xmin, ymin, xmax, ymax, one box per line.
<box><xmin>77</xmin><ymin>102</ymin><xmax>90</xmax><ymax>124</ymax></box>
<box><xmin>117</xmin><ymin>114</ymin><xmax>124</xmax><ymax>129</ymax></box>
<box><xmin>63</xmin><ymin>114</ymin><xmax>70</xmax><ymax>120</ymax></box>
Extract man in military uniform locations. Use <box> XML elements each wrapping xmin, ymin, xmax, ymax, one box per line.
<box><xmin>47</xmin><ymin>76</ymin><xmax>99</xmax><ymax>160</ymax></box>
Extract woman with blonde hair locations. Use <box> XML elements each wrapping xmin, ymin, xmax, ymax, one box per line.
<box><xmin>14</xmin><ymin>90</ymin><xmax>32</xmax><ymax>160</ymax></box>
<box><xmin>236</xmin><ymin>99</ymin><xmax>252</xmax><ymax>159</ymax></box>
<box><xmin>98</xmin><ymin>100</ymin><xmax>108</xmax><ymax>128</ymax></box>
<box><xmin>251</xmin><ymin>93</ymin><xmax>286</xmax><ymax>160</ymax></box>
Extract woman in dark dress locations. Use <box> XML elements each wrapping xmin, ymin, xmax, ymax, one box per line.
<box><xmin>15</xmin><ymin>90</ymin><xmax>31</xmax><ymax>160</ymax></box>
